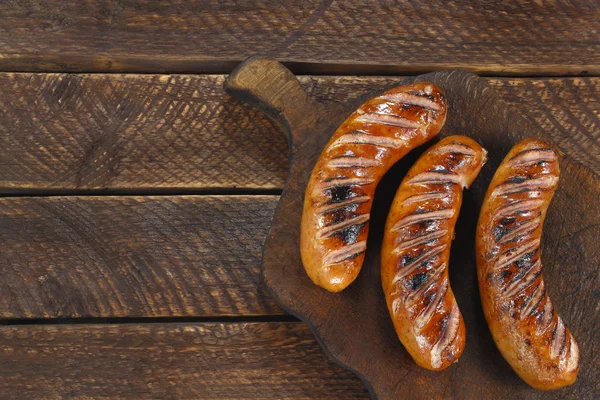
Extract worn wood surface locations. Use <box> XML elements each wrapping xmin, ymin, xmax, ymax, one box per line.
<box><xmin>0</xmin><ymin>322</ymin><xmax>370</xmax><ymax>399</ymax></box>
<box><xmin>227</xmin><ymin>57</ymin><xmax>600</xmax><ymax>399</ymax></box>
<box><xmin>1</xmin><ymin>1</ymin><xmax>599</xmax><ymax>75</ymax></box>
<box><xmin>1</xmin><ymin>75</ymin><xmax>599</xmax><ymax>192</ymax></box>
<box><xmin>0</xmin><ymin>196</ymin><xmax>282</xmax><ymax>319</ymax></box>
<box><xmin>0</xmin><ymin>74</ymin><xmax>286</xmax><ymax>192</ymax></box>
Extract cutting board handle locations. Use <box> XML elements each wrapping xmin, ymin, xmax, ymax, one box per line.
<box><xmin>224</xmin><ymin>55</ymin><xmax>323</xmax><ymax>142</ymax></box>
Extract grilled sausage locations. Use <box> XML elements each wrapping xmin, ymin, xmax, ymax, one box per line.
<box><xmin>476</xmin><ymin>139</ymin><xmax>579</xmax><ymax>389</ymax></box>
<box><xmin>381</xmin><ymin>135</ymin><xmax>487</xmax><ymax>370</ymax></box>
<box><xmin>300</xmin><ymin>83</ymin><xmax>447</xmax><ymax>292</ymax></box>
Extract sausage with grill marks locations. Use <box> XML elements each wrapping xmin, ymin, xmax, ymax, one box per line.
<box><xmin>300</xmin><ymin>83</ymin><xmax>447</xmax><ymax>292</ymax></box>
<box><xmin>476</xmin><ymin>139</ymin><xmax>579</xmax><ymax>390</ymax></box>
<box><xmin>381</xmin><ymin>135</ymin><xmax>487</xmax><ymax>370</ymax></box>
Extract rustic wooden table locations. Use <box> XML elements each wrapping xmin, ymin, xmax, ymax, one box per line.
<box><xmin>1</xmin><ymin>2</ymin><xmax>599</xmax><ymax>399</ymax></box>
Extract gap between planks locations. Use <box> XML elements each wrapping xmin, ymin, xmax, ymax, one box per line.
<box><xmin>0</xmin><ymin>64</ymin><xmax>597</xmax><ymax>78</ymax></box>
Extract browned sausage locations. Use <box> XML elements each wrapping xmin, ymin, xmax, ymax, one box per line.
<box><xmin>381</xmin><ymin>135</ymin><xmax>487</xmax><ymax>370</ymax></box>
<box><xmin>476</xmin><ymin>139</ymin><xmax>579</xmax><ymax>389</ymax></box>
<box><xmin>300</xmin><ymin>83</ymin><xmax>447</xmax><ymax>292</ymax></box>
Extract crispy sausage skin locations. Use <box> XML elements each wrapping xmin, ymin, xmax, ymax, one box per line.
<box><xmin>476</xmin><ymin>139</ymin><xmax>579</xmax><ymax>389</ymax></box>
<box><xmin>300</xmin><ymin>83</ymin><xmax>447</xmax><ymax>293</ymax></box>
<box><xmin>381</xmin><ymin>135</ymin><xmax>486</xmax><ymax>370</ymax></box>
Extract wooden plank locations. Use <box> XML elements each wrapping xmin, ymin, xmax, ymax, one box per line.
<box><xmin>0</xmin><ymin>195</ymin><xmax>283</xmax><ymax>318</ymax></box>
<box><xmin>0</xmin><ymin>322</ymin><xmax>370</xmax><ymax>399</ymax></box>
<box><xmin>0</xmin><ymin>74</ymin><xmax>288</xmax><ymax>192</ymax></box>
<box><xmin>0</xmin><ymin>1</ymin><xmax>598</xmax><ymax>75</ymax></box>
<box><xmin>1</xmin><ymin>75</ymin><xmax>599</xmax><ymax>192</ymax></box>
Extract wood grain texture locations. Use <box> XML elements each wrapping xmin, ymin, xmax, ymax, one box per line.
<box><xmin>0</xmin><ymin>322</ymin><xmax>370</xmax><ymax>399</ymax></box>
<box><xmin>0</xmin><ymin>74</ymin><xmax>287</xmax><ymax>191</ymax></box>
<box><xmin>0</xmin><ymin>74</ymin><xmax>599</xmax><ymax>192</ymax></box>
<box><xmin>0</xmin><ymin>195</ymin><xmax>283</xmax><ymax>318</ymax></box>
<box><xmin>228</xmin><ymin>58</ymin><xmax>600</xmax><ymax>399</ymax></box>
<box><xmin>0</xmin><ymin>0</ymin><xmax>598</xmax><ymax>75</ymax></box>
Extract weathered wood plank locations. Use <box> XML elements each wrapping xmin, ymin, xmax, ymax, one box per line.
<box><xmin>0</xmin><ymin>195</ymin><xmax>283</xmax><ymax>318</ymax></box>
<box><xmin>0</xmin><ymin>322</ymin><xmax>370</xmax><ymax>399</ymax></box>
<box><xmin>0</xmin><ymin>75</ymin><xmax>599</xmax><ymax>192</ymax></box>
<box><xmin>0</xmin><ymin>74</ymin><xmax>287</xmax><ymax>191</ymax></box>
<box><xmin>0</xmin><ymin>1</ymin><xmax>598</xmax><ymax>75</ymax></box>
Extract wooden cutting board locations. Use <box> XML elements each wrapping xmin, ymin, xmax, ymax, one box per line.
<box><xmin>224</xmin><ymin>56</ymin><xmax>599</xmax><ymax>400</ymax></box>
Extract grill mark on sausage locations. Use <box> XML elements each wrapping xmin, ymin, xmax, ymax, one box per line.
<box><xmin>501</xmin><ymin>260</ymin><xmax>542</xmax><ymax>299</ymax></box>
<box><xmin>567</xmin><ymin>336</ymin><xmax>579</xmax><ymax>371</ymax></box>
<box><xmin>520</xmin><ymin>280</ymin><xmax>546</xmax><ymax>318</ymax></box>
<box><xmin>316</xmin><ymin>214</ymin><xmax>370</xmax><ymax>239</ymax></box>
<box><xmin>496</xmin><ymin>199</ymin><xmax>545</xmax><ymax>218</ymax></box>
<box><xmin>380</xmin><ymin>92</ymin><xmax>442</xmax><ymax>111</ymax></box>
<box><xmin>507</xmin><ymin>149</ymin><xmax>556</xmax><ymax>167</ymax></box>
<box><xmin>393</xmin><ymin>229</ymin><xmax>447</xmax><ymax>253</ymax></box>
<box><xmin>408</xmin><ymin>90</ymin><xmax>436</xmax><ymax>99</ymax></box>
<box><xmin>316</xmin><ymin>196</ymin><xmax>370</xmax><ymax>214</ymax></box>
<box><xmin>506</xmin><ymin>176</ymin><xmax>527</xmax><ymax>184</ymax></box>
<box><xmin>430</xmin><ymin>302</ymin><xmax>461</xmax><ymax>369</ymax></box>
<box><xmin>493</xmin><ymin>224</ymin><xmax>513</xmax><ymax>243</ymax></box>
<box><xmin>331</xmin><ymin>133</ymin><xmax>407</xmax><ymax>149</ymax></box>
<box><xmin>508</xmin><ymin>148</ymin><xmax>557</xmax><ymax>167</ymax></box>
<box><xmin>406</xmin><ymin>171</ymin><xmax>463</xmax><ymax>186</ymax></box>
<box><xmin>537</xmin><ymin>299</ymin><xmax>555</xmax><ymax>335</ymax></box>
<box><xmin>493</xmin><ymin>239</ymin><xmax>540</xmax><ymax>272</ymax></box>
<box><xmin>392</xmin><ymin>244</ymin><xmax>447</xmax><ymax>284</ymax></box>
<box><xmin>355</xmin><ymin>113</ymin><xmax>421</xmax><ymax>129</ymax></box>
<box><xmin>322</xmin><ymin>240</ymin><xmax>367</xmax><ymax>267</ymax></box>
<box><xmin>432</xmin><ymin>143</ymin><xmax>477</xmax><ymax>157</ymax></box>
<box><xmin>345</xmin><ymin>129</ymin><xmax>370</xmax><ymax>135</ymax></box>
<box><xmin>497</xmin><ymin>218</ymin><xmax>541</xmax><ymax>244</ymax></box>
<box><xmin>413</xmin><ymin>277</ymin><xmax>449</xmax><ymax>330</ymax></box>
<box><xmin>402</xmin><ymin>191</ymin><xmax>446</xmax><ymax>204</ymax></box>
<box><xmin>326</xmin><ymin>185</ymin><xmax>355</xmax><ymax>203</ymax></box>
<box><xmin>333</xmin><ymin>222</ymin><xmax>367</xmax><ymax>245</ymax></box>
<box><xmin>328</xmin><ymin>156</ymin><xmax>382</xmax><ymax>168</ymax></box>
<box><xmin>319</xmin><ymin>177</ymin><xmax>375</xmax><ymax>191</ymax></box>
<box><xmin>550</xmin><ymin>318</ymin><xmax>566</xmax><ymax>359</ymax></box>
<box><xmin>392</xmin><ymin>209</ymin><xmax>455</xmax><ymax>231</ymax></box>
<box><xmin>492</xmin><ymin>176</ymin><xmax>559</xmax><ymax>197</ymax></box>
<box><xmin>407</xmin><ymin>271</ymin><xmax>431</xmax><ymax>291</ymax></box>
<box><xmin>404</xmin><ymin>263</ymin><xmax>445</xmax><ymax>305</ymax></box>
<box><xmin>558</xmin><ymin>319</ymin><xmax>568</xmax><ymax>358</ymax></box>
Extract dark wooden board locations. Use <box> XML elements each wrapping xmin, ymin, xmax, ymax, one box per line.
<box><xmin>0</xmin><ymin>196</ymin><xmax>283</xmax><ymax>318</ymax></box>
<box><xmin>0</xmin><ymin>1</ymin><xmax>598</xmax><ymax>75</ymax></box>
<box><xmin>1</xmin><ymin>74</ymin><xmax>600</xmax><ymax>192</ymax></box>
<box><xmin>0</xmin><ymin>322</ymin><xmax>369</xmax><ymax>399</ymax></box>
<box><xmin>225</xmin><ymin>56</ymin><xmax>600</xmax><ymax>399</ymax></box>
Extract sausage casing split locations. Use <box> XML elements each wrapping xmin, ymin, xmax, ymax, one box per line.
<box><xmin>301</xmin><ymin>83</ymin><xmax>447</xmax><ymax>292</ymax></box>
<box><xmin>476</xmin><ymin>139</ymin><xmax>579</xmax><ymax>390</ymax></box>
<box><xmin>381</xmin><ymin>135</ymin><xmax>487</xmax><ymax>370</ymax></box>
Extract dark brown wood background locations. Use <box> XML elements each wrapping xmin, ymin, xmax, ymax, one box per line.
<box><xmin>1</xmin><ymin>1</ymin><xmax>599</xmax><ymax>399</ymax></box>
